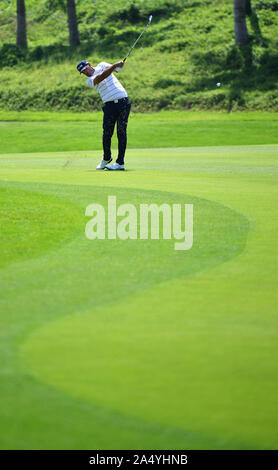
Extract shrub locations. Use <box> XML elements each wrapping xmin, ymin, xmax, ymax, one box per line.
<box><xmin>255</xmin><ymin>1</ymin><xmax>278</xmax><ymax>11</ymax></box>
<box><xmin>0</xmin><ymin>44</ymin><xmax>27</xmax><ymax>67</ymax></box>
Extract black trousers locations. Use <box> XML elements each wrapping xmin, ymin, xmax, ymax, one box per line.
<box><xmin>102</xmin><ymin>97</ymin><xmax>131</xmax><ymax>165</ymax></box>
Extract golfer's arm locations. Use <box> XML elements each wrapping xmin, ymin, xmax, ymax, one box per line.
<box><xmin>93</xmin><ymin>64</ymin><xmax>117</xmax><ymax>85</ymax></box>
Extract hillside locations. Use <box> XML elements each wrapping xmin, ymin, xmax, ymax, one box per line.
<box><xmin>0</xmin><ymin>0</ymin><xmax>278</xmax><ymax>112</ymax></box>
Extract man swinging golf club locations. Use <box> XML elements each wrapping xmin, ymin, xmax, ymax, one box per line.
<box><xmin>77</xmin><ymin>15</ymin><xmax>152</xmax><ymax>171</ymax></box>
<box><xmin>77</xmin><ymin>59</ymin><xmax>130</xmax><ymax>170</ymax></box>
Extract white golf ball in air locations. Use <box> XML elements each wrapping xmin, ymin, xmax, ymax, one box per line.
<box><xmin>216</xmin><ymin>82</ymin><xmax>221</xmax><ymax>87</ymax></box>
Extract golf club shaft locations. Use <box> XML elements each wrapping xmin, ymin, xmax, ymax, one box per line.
<box><xmin>123</xmin><ymin>16</ymin><xmax>152</xmax><ymax>62</ymax></box>
<box><xmin>123</xmin><ymin>27</ymin><xmax>148</xmax><ymax>61</ymax></box>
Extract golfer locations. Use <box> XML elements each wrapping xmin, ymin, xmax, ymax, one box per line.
<box><xmin>77</xmin><ymin>60</ymin><xmax>131</xmax><ymax>170</ymax></box>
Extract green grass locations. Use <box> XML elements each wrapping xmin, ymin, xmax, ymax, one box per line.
<box><xmin>0</xmin><ymin>110</ymin><xmax>278</xmax><ymax>449</ymax></box>
<box><xmin>0</xmin><ymin>0</ymin><xmax>278</xmax><ymax>111</ymax></box>
<box><xmin>2</xmin><ymin>110</ymin><xmax>278</xmax><ymax>122</ymax></box>
<box><xmin>1</xmin><ymin>111</ymin><xmax>278</xmax><ymax>154</ymax></box>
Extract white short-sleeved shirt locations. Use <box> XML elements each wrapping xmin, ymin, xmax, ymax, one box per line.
<box><xmin>86</xmin><ymin>62</ymin><xmax>128</xmax><ymax>103</ymax></box>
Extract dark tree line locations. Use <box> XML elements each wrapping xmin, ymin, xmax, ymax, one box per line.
<box><xmin>16</xmin><ymin>0</ymin><xmax>80</xmax><ymax>49</ymax></box>
<box><xmin>16</xmin><ymin>1</ymin><xmax>261</xmax><ymax>51</ymax></box>
<box><xmin>234</xmin><ymin>0</ymin><xmax>261</xmax><ymax>45</ymax></box>
<box><xmin>66</xmin><ymin>0</ymin><xmax>80</xmax><ymax>47</ymax></box>
<box><xmin>16</xmin><ymin>0</ymin><xmax>27</xmax><ymax>48</ymax></box>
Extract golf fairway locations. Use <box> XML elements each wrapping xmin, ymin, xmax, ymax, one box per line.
<box><xmin>0</xmin><ymin>146</ymin><xmax>278</xmax><ymax>449</ymax></box>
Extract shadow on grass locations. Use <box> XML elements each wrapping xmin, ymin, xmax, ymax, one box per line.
<box><xmin>183</xmin><ymin>40</ymin><xmax>278</xmax><ymax>111</ymax></box>
<box><xmin>106</xmin><ymin>0</ymin><xmax>210</xmax><ymax>24</ymax></box>
<box><xmin>0</xmin><ymin>39</ymin><xmax>131</xmax><ymax>69</ymax></box>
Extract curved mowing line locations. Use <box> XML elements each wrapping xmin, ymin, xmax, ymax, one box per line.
<box><xmin>18</xmin><ymin>184</ymin><xmax>252</xmax><ymax>447</ymax></box>
<box><xmin>21</xmin><ymin>280</ymin><xmax>259</xmax><ymax>450</ymax></box>
<box><xmin>0</xmin><ymin>185</ymin><xmax>84</xmax><ymax>269</ymax></box>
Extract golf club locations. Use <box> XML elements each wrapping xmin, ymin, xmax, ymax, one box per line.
<box><xmin>115</xmin><ymin>15</ymin><xmax>153</xmax><ymax>71</ymax></box>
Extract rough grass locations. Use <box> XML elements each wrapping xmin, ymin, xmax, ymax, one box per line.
<box><xmin>0</xmin><ymin>0</ymin><xmax>278</xmax><ymax>111</ymax></box>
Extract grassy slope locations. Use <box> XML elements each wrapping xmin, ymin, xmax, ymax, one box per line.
<box><xmin>0</xmin><ymin>0</ymin><xmax>278</xmax><ymax>111</ymax></box>
<box><xmin>0</xmin><ymin>144</ymin><xmax>278</xmax><ymax>449</ymax></box>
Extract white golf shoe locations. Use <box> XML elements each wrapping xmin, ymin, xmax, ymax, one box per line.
<box><xmin>105</xmin><ymin>163</ymin><xmax>125</xmax><ymax>171</ymax></box>
<box><xmin>96</xmin><ymin>158</ymin><xmax>112</xmax><ymax>170</ymax></box>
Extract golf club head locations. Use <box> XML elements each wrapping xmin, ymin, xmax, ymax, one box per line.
<box><xmin>149</xmin><ymin>15</ymin><xmax>153</xmax><ymax>24</ymax></box>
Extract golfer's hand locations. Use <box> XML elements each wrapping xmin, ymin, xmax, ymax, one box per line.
<box><xmin>114</xmin><ymin>61</ymin><xmax>124</xmax><ymax>69</ymax></box>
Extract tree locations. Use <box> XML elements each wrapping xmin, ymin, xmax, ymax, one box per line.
<box><xmin>234</xmin><ymin>0</ymin><xmax>249</xmax><ymax>45</ymax></box>
<box><xmin>16</xmin><ymin>0</ymin><xmax>27</xmax><ymax>48</ymax></box>
<box><xmin>234</xmin><ymin>0</ymin><xmax>262</xmax><ymax>45</ymax></box>
<box><xmin>66</xmin><ymin>0</ymin><xmax>80</xmax><ymax>47</ymax></box>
